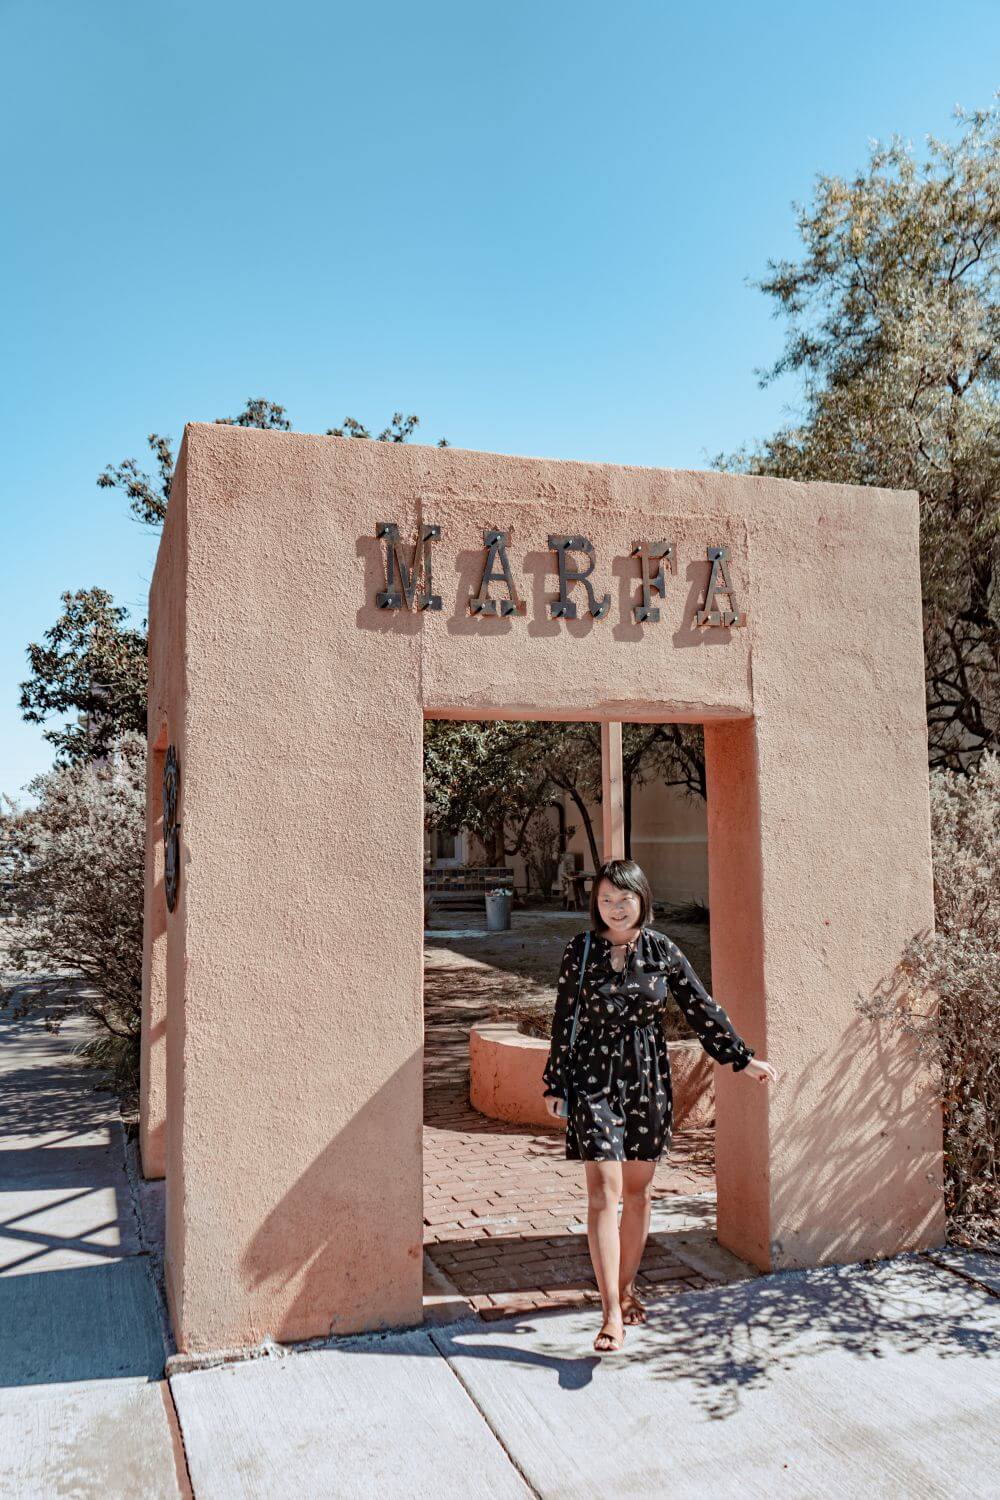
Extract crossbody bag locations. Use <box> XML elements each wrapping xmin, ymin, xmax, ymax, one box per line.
<box><xmin>555</xmin><ymin>930</ymin><xmax>592</xmax><ymax>1118</ymax></box>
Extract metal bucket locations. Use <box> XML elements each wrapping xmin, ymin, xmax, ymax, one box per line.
<box><xmin>484</xmin><ymin>890</ymin><xmax>512</xmax><ymax>932</ymax></box>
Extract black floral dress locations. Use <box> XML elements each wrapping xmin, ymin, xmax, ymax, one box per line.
<box><xmin>542</xmin><ymin>926</ymin><xmax>755</xmax><ymax>1162</ymax></box>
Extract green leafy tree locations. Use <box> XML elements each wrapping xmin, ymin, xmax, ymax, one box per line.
<box><xmin>215</xmin><ymin>397</ymin><xmax>291</xmax><ymax>431</ymax></box>
<box><xmin>522</xmin><ymin>721</ymin><xmax>708</xmax><ymax>865</ymax></box>
<box><xmin>97</xmin><ymin>433</ymin><xmax>176</xmax><ymax>529</ymax></box>
<box><xmin>521</xmin><ymin>806</ymin><xmax>574</xmax><ymax>898</ymax></box>
<box><xmin>423</xmin><ymin>718</ymin><xmax>707</xmax><ymax>870</ymax></box>
<box><xmin>327</xmin><ymin>410</ymin><xmax>450</xmax><ymax>447</ymax></box>
<box><xmin>423</xmin><ymin>720</ymin><xmax>546</xmax><ymax>865</ymax></box>
<box><xmin>518</xmin><ymin>723</ymin><xmax>602</xmax><ymax>867</ymax></box>
<box><xmin>720</xmin><ymin>102</ymin><xmax>1000</xmax><ymax>772</ymax></box>
<box><xmin>23</xmin><ymin>397</ymin><xmax>445</xmax><ymax>758</ymax></box>
<box><xmin>98</xmin><ymin>398</ymin><xmax>449</xmax><ymax>529</ymax></box>
<box><xmin>18</xmin><ymin>588</ymin><xmax>148</xmax><ymax>764</ymax></box>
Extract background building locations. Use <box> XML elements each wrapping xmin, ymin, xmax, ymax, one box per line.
<box><xmin>424</xmin><ymin>776</ymin><xmax>708</xmax><ymax>907</ymax></box>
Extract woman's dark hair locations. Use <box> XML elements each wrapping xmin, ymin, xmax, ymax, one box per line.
<box><xmin>589</xmin><ymin>858</ymin><xmax>653</xmax><ymax>934</ymax></box>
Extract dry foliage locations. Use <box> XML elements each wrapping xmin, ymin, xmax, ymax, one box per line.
<box><xmin>858</xmin><ymin>751</ymin><xmax>999</xmax><ymax>1241</ymax></box>
<box><xmin>0</xmin><ymin>732</ymin><xmax>146</xmax><ymax>1095</ymax></box>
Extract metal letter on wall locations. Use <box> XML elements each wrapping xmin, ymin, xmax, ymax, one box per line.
<box><xmin>631</xmin><ymin>541</ymin><xmax>675</xmax><ymax>623</ymax></box>
<box><xmin>546</xmin><ymin>535</ymin><xmax>611</xmax><ymax>620</ymax></box>
<box><xmin>469</xmin><ymin>529</ymin><xmax>526</xmax><ymax>617</ymax></box>
<box><xmin>695</xmin><ymin>545</ymin><xmax>742</xmax><ymax>627</ymax></box>
<box><xmin>163</xmin><ymin>744</ymin><xmax>180</xmax><ymax>913</ymax></box>
<box><xmin>375</xmin><ymin>521</ymin><xmax>442</xmax><ymax>610</ymax></box>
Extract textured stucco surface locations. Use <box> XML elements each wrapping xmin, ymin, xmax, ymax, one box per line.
<box><xmin>144</xmin><ymin>423</ymin><xmax>940</xmax><ymax>1352</ymax></box>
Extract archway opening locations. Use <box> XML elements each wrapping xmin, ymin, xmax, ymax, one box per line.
<box><xmin>419</xmin><ymin>713</ymin><xmax>744</xmax><ymax>1320</ymax></box>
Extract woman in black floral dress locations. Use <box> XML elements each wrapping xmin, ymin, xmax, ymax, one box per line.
<box><xmin>542</xmin><ymin>858</ymin><xmax>777</xmax><ymax>1353</ymax></box>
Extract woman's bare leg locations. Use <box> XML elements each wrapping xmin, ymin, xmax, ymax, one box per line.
<box><xmin>618</xmin><ymin>1161</ymin><xmax>656</xmax><ymax>1323</ymax></box>
<box><xmin>584</xmin><ymin>1161</ymin><xmax>625</xmax><ymax>1350</ymax></box>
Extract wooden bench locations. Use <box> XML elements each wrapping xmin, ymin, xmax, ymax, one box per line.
<box><xmin>424</xmin><ymin>865</ymin><xmax>514</xmax><ymax>912</ymax></box>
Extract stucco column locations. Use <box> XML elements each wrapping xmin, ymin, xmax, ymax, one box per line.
<box><xmin>157</xmin><ymin>430</ymin><xmax>425</xmax><ymax>1352</ymax></box>
<box><xmin>703</xmin><ymin>494</ymin><xmax>944</xmax><ymax>1269</ymax></box>
<box><xmin>601</xmin><ymin>720</ymin><xmax>624</xmax><ymax>860</ymax></box>
<box><xmin>703</xmin><ymin>717</ymin><xmax>769</xmax><ymax>1263</ymax></box>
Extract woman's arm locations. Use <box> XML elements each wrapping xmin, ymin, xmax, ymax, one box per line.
<box><xmin>662</xmin><ymin>939</ymin><xmax>755</xmax><ymax>1071</ymax></box>
<box><xmin>542</xmin><ymin>932</ymin><xmax>585</xmax><ymax>1098</ymax></box>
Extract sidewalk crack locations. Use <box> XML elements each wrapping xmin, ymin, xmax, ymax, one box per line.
<box><xmin>428</xmin><ymin>1328</ymin><xmax>542</xmax><ymax>1498</ymax></box>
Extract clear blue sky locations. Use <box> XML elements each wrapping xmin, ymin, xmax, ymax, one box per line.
<box><xmin>1</xmin><ymin>0</ymin><xmax>996</xmax><ymax>798</ymax></box>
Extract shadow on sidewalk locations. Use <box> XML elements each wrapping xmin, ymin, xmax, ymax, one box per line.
<box><xmin>0</xmin><ymin>1258</ymin><xmax>165</xmax><ymax>1387</ymax></box>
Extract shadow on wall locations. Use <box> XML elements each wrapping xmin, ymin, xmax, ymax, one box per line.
<box><xmin>239</xmin><ymin>1053</ymin><xmax>425</xmax><ymax>1343</ymax></box>
<box><xmin>764</xmin><ymin>1008</ymin><xmax>944</xmax><ymax>1269</ymax></box>
<box><xmin>235</xmin><ymin>995</ymin><xmax>945</xmax><ymax>1345</ymax></box>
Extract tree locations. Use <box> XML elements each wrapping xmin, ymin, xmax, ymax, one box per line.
<box><xmin>423</xmin><ymin>718</ymin><xmax>706</xmax><ymax>871</ymax></box>
<box><xmin>518</xmin><ymin>721</ymin><xmax>708</xmax><ymax>865</ymax></box>
<box><xmin>98</xmin><ymin>398</ymin><xmax>449</xmax><ymax>529</ymax></box>
<box><xmin>520</xmin><ymin>723</ymin><xmax>602</xmax><ymax>867</ymax></box>
<box><xmin>18</xmin><ymin>588</ymin><xmax>147</xmax><ymax>764</ymax></box>
<box><xmin>621</xmin><ymin>723</ymin><xmax>706</xmax><ymax>850</ymax></box>
<box><xmin>0</xmin><ymin>732</ymin><xmax>148</xmax><ymax>1095</ymax></box>
<box><xmin>97</xmin><ymin>432</ymin><xmax>175</xmax><ymax>529</ymax></box>
<box><xmin>521</xmin><ymin>806</ymin><xmax>574</xmax><ymax>897</ymax></box>
<box><xmin>22</xmin><ymin>397</ymin><xmax>445</xmax><ymax>758</ymax></box>
<box><xmin>719</xmin><ymin>102</ymin><xmax>1000</xmax><ymax>772</ymax></box>
<box><xmin>216</xmin><ymin>397</ymin><xmax>291</xmax><ymax>431</ymax></box>
<box><xmin>327</xmin><ymin>411</ymin><xmax>450</xmax><ymax>448</ymax></box>
<box><xmin>423</xmin><ymin>720</ymin><xmax>546</xmax><ymax>865</ymax></box>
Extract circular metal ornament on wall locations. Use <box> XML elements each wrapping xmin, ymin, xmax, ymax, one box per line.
<box><xmin>163</xmin><ymin>744</ymin><xmax>180</xmax><ymax>913</ymax></box>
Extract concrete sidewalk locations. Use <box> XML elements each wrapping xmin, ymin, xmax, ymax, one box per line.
<box><xmin>0</xmin><ymin>987</ymin><xmax>184</xmax><ymax>1497</ymax></box>
<box><xmin>4</xmin><ymin>983</ymin><xmax>1000</xmax><ymax>1498</ymax></box>
<box><xmin>169</xmin><ymin>1253</ymin><xmax>1000</xmax><ymax>1499</ymax></box>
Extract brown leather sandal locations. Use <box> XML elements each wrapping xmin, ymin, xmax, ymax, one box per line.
<box><xmin>621</xmin><ymin>1291</ymin><xmax>647</xmax><ymax>1325</ymax></box>
<box><xmin>594</xmin><ymin>1315</ymin><xmax>625</xmax><ymax>1352</ymax></box>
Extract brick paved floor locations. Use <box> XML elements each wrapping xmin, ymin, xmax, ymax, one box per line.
<box><xmin>422</xmin><ymin>924</ymin><xmax>719</xmax><ymax>1322</ymax></box>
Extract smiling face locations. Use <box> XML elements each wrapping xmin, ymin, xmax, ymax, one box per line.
<box><xmin>595</xmin><ymin>877</ymin><xmax>643</xmax><ymax>938</ymax></box>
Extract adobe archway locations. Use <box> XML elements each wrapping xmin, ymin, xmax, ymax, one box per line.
<box><xmin>141</xmin><ymin>423</ymin><xmax>942</xmax><ymax>1353</ymax></box>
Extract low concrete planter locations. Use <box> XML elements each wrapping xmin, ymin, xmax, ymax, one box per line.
<box><xmin>469</xmin><ymin>1022</ymin><xmax>714</xmax><ymax>1131</ymax></box>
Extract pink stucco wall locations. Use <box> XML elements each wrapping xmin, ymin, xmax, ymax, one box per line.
<box><xmin>143</xmin><ymin>423</ymin><xmax>941</xmax><ymax>1352</ymax></box>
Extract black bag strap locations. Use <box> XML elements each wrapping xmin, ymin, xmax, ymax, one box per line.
<box><xmin>566</xmin><ymin>930</ymin><xmax>591</xmax><ymax>1059</ymax></box>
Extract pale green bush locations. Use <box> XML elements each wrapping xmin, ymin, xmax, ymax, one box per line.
<box><xmin>0</xmin><ymin>731</ymin><xmax>145</xmax><ymax>1094</ymax></box>
<box><xmin>858</xmin><ymin>751</ymin><xmax>999</xmax><ymax>1241</ymax></box>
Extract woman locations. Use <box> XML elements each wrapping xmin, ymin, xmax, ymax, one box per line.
<box><xmin>542</xmin><ymin>858</ymin><xmax>778</xmax><ymax>1353</ymax></box>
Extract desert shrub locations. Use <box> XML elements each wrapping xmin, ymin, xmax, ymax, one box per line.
<box><xmin>858</xmin><ymin>751</ymin><xmax>999</xmax><ymax>1241</ymax></box>
<box><xmin>522</xmin><ymin>809</ymin><xmax>575</xmax><ymax>899</ymax></box>
<box><xmin>0</xmin><ymin>731</ymin><xmax>145</xmax><ymax>1096</ymax></box>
